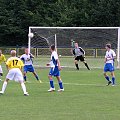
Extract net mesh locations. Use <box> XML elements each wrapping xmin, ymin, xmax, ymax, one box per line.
<box><xmin>29</xmin><ymin>27</ymin><xmax>118</xmax><ymax>69</ymax></box>
<box><xmin>30</xmin><ymin>28</ymin><xmax>118</xmax><ymax>48</ymax></box>
<box><xmin>31</xmin><ymin>29</ymin><xmax>56</xmax><ymax>48</ymax></box>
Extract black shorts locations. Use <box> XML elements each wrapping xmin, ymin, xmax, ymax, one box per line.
<box><xmin>75</xmin><ymin>55</ymin><xmax>85</xmax><ymax>62</ymax></box>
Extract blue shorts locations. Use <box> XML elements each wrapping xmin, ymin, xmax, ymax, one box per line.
<box><xmin>24</xmin><ymin>65</ymin><xmax>35</xmax><ymax>72</ymax></box>
<box><xmin>49</xmin><ymin>66</ymin><xmax>60</xmax><ymax>77</ymax></box>
<box><xmin>104</xmin><ymin>63</ymin><xmax>114</xmax><ymax>72</ymax></box>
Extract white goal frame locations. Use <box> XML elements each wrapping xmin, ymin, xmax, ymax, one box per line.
<box><xmin>28</xmin><ymin>27</ymin><xmax>120</xmax><ymax>68</ymax></box>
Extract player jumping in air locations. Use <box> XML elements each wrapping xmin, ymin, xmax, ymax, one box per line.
<box><xmin>72</xmin><ymin>42</ymin><xmax>90</xmax><ymax>70</ymax></box>
<box><xmin>0</xmin><ymin>50</ymin><xmax>6</xmax><ymax>81</ymax></box>
<box><xmin>20</xmin><ymin>48</ymin><xmax>41</xmax><ymax>83</ymax></box>
<box><xmin>47</xmin><ymin>44</ymin><xmax>64</xmax><ymax>92</ymax></box>
<box><xmin>104</xmin><ymin>44</ymin><xmax>116</xmax><ymax>86</ymax></box>
<box><xmin>0</xmin><ymin>50</ymin><xmax>29</xmax><ymax>96</ymax></box>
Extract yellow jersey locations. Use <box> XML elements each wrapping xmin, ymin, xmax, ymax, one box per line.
<box><xmin>6</xmin><ymin>57</ymin><xmax>24</xmax><ymax>70</ymax></box>
<box><xmin>0</xmin><ymin>54</ymin><xmax>6</xmax><ymax>64</ymax></box>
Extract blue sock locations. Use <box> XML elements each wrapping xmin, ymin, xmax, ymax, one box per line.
<box><xmin>50</xmin><ymin>80</ymin><xmax>54</xmax><ymax>88</ymax></box>
<box><xmin>35</xmin><ymin>75</ymin><xmax>39</xmax><ymax>81</ymax></box>
<box><xmin>59</xmin><ymin>80</ymin><xmax>63</xmax><ymax>89</ymax></box>
<box><xmin>112</xmin><ymin>77</ymin><xmax>115</xmax><ymax>85</ymax></box>
<box><xmin>105</xmin><ymin>76</ymin><xmax>110</xmax><ymax>81</ymax></box>
<box><xmin>24</xmin><ymin>76</ymin><xmax>26</xmax><ymax>81</ymax></box>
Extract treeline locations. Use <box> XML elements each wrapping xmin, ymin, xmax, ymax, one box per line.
<box><xmin>0</xmin><ymin>0</ymin><xmax>120</xmax><ymax>46</ymax></box>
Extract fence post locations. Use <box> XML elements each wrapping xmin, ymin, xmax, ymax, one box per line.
<box><xmin>95</xmin><ymin>49</ymin><xmax>98</xmax><ymax>58</ymax></box>
<box><xmin>16</xmin><ymin>45</ymin><xmax>19</xmax><ymax>57</ymax></box>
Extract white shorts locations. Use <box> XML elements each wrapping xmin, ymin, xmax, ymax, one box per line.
<box><xmin>6</xmin><ymin>68</ymin><xmax>24</xmax><ymax>82</ymax></box>
<box><xmin>0</xmin><ymin>65</ymin><xmax>3</xmax><ymax>73</ymax></box>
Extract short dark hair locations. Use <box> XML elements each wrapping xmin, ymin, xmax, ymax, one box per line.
<box><xmin>51</xmin><ymin>44</ymin><xmax>55</xmax><ymax>51</ymax></box>
<box><xmin>106</xmin><ymin>44</ymin><xmax>111</xmax><ymax>49</ymax></box>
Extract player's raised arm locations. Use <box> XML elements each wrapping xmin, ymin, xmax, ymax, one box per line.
<box><xmin>29</xmin><ymin>53</ymin><xmax>34</xmax><ymax>58</ymax></box>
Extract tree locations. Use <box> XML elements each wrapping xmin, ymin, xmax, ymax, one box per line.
<box><xmin>0</xmin><ymin>0</ymin><xmax>120</xmax><ymax>46</ymax></box>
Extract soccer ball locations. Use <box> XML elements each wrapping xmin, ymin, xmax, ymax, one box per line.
<box><xmin>59</xmin><ymin>55</ymin><xmax>61</xmax><ymax>57</ymax></box>
<box><xmin>28</xmin><ymin>33</ymin><xmax>34</xmax><ymax>38</ymax></box>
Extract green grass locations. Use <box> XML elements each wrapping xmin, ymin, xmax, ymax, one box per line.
<box><xmin>0</xmin><ymin>57</ymin><xmax>120</xmax><ymax>120</ymax></box>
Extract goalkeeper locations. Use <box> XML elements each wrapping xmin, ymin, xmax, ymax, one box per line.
<box><xmin>72</xmin><ymin>42</ymin><xmax>90</xmax><ymax>70</ymax></box>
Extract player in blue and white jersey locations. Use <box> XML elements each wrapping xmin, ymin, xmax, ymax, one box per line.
<box><xmin>20</xmin><ymin>48</ymin><xmax>41</xmax><ymax>83</ymax></box>
<box><xmin>47</xmin><ymin>45</ymin><xmax>64</xmax><ymax>92</ymax></box>
<box><xmin>104</xmin><ymin>44</ymin><xmax>116</xmax><ymax>86</ymax></box>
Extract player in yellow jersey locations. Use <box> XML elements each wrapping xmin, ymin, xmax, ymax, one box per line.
<box><xmin>0</xmin><ymin>50</ymin><xmax>6</xmax><ymax>80</ymax></box>
<box><xmin>0</xmin><ymin>50</ymin><xmax>29</xmax><ymax>96</ymax></box>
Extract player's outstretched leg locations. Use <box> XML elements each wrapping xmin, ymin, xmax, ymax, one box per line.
<box><xmin>20</xmin><ymin>82</ymin><xmax>29</xmax><ymax>96</ymax></box>
<box><xmin>48</xmin><ymin>75</ymin><xmax>55</xmax><ymax>92</ymax></box>
<box><xmin>23</xmin><ymin>72</ymin><xmax>27</xmax><ymax>82</ymax></box>
<box><xmin>33</xmin><ymin>72</ymin><xmax>39</xmax><ymax>80</ymax></box>
<box><xmin>75</xmin><ymin>60</ymin><xmax>79</xmax><ymax>70</ymax></box>
<box><xmin>111</xmin><ymin>72</ymin><xmax>115</xmax><ymax>86</ymax></box>
<box><xmin>83</xmin><ymin>61</ymin><xmax>90</xmax><ymax>70</ymax></box>
<box><xmin>32</xmin><ymin>72</ymin><xmax>42</xmax><ymax>83</ymax></box>
<box><xmin>104</xmin><ymin>73</ymin><xmax>111</xmax><ymax>86</ymax></box>
<box><xmin>0</xmin><ymin>79</ymin><xmax>9</xmax><ymax>94</ymax></box>
<box><xmin>0</xmin><ymin>73</ymin><xmax>3</xmax><ymax>81</ymax></box>
<box><xmin>56</xmin><ymin>76</ymin><xmax>64</xmax><ymax>92</ymax></box>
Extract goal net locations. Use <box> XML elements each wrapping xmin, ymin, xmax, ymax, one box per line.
<box><xmin>28</xmin><ymin>27</ymin><xmax>120</xmax><ymax>69</ymax></box>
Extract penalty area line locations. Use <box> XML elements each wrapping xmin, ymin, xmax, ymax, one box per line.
<box><xmin>63</xmin><ymin>83</ymin><xmax>98</xmax><ymax>86</ymax></box>
<box><xmin>27</xmin><ymin>81</ymin><xmax>103</xmax><ymax>86</ymax></box>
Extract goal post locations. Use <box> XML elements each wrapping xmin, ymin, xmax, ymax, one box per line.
<box><xmin>28</xmin><ymin>27</ymin><xmax>31</xmax><ymax>54</ymax></box>
<box><xmin>55</xmin><ymin>34</ymin><xmax>57</xmax><ymax>52</ymax></box>
<box><xmin>117</xmin><ymin>27</ymin><xmax>120</xmax><ymax>68</ymax></box>
<box><xmin>28</xmin><ymin>27</ymin><xmax>120</xmax><ymax>69</ymax></box>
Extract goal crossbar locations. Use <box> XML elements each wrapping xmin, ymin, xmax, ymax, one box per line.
<box><xmin>29</xmin><ymin>27</ymin><xmax>119</xmax><ymax>29</ymax></box>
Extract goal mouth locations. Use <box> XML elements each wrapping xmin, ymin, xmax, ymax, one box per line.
<box><xmin>28</xmin><ymin>27</ymin><xmax>120</xmax><ymax>69</ymax></box>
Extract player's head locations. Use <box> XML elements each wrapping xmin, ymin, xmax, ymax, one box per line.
<box><xmin>0</xmin><ymin>50</ymin><xmax>2</xmax><ymax>55</ymax></box>
<box><xmin>25</xmin><ymin>48</ymin><xmax>29</xmax><ymax>54</ymax></box>
<box><xmin>11</xmin><ymin>50</ymin><xmax>16</xmax><ymax>57</ymax></box>
<box><xmin>105</xmin><ymin>44</ymin><xmax>111</xmax><ymax>50</ymax></box>
<box><xmin>74</xmin><ymin>42</ymin><xmax>79</xmax><ymax>48</ymax></box>
<box><xmin>50</xmin><ymin>44</ymin><xmax>55</xmax><ymax>52</ymax></box>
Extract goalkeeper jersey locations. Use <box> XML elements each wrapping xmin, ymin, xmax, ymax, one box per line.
<box><xmin>73</xmin><ymin>47</ymin><xmax>85</xmax><ymax>57</ymax></box>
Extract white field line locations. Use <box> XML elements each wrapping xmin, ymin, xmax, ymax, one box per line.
<box><xmin>33</xmin><ymin>65</ymin><xmax>103</xmax><ymax>69</ymax></box>
<box><xmin>24</xmin><ymin>81</ymin><xmax>105</xmax><ymax>86</ymax></box>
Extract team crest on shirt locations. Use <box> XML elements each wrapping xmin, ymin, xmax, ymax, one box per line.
<box><xmin>26</xmin><ymin>58</ymin><xmax>30</xmax><ymax>61</ymax></box>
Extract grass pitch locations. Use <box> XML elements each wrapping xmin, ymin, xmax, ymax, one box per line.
<box><xmin>0</xmin><ymin>58</ymin><xmax>120</xmax><ymax>120</ymax></box>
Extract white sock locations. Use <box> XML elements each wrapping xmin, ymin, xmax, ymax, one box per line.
<box><xmin>21</xmin><ymin>83</ymin><xmax>27</xmax><ymax>94</ymax></box>
<box><xmin>1</xmin><ymin>81</ymin><xmax>7</xmax><ymax>93</ymax></box>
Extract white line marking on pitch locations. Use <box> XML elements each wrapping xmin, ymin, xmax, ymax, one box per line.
<box><xmin>27</xmin><ymin>81</ymin><xmax>104</xmax><ymax>86</ymax></box>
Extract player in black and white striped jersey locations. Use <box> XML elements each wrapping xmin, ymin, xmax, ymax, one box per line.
<box><xmin>72</xmin><ymin>42</ymin><xmax>90</xmax><ymax>70</ymax></box>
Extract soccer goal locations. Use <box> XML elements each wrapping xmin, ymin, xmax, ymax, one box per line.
<box><xmin>28</xmin><ymin>27</ymin><xmax>120</xmax><ymax>69</ymax></box>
